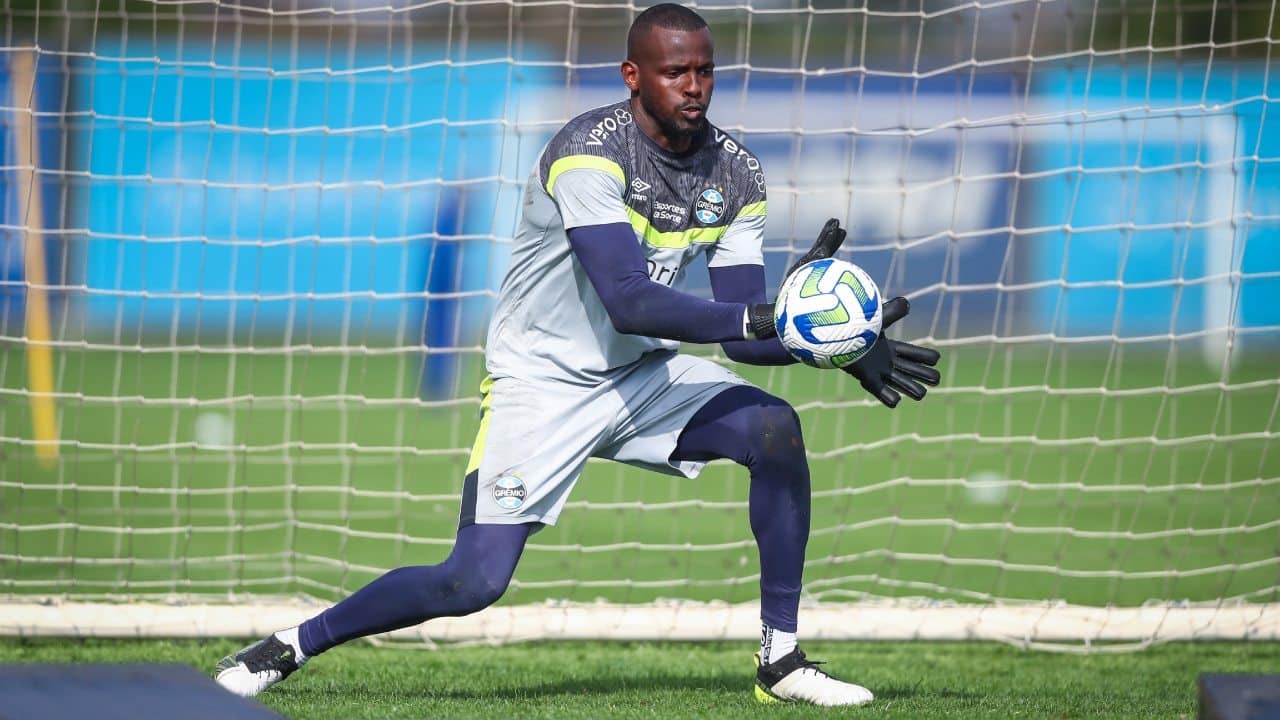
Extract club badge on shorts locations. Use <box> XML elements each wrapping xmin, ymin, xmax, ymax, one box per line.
<box><xmin>493</xmin><ymin>472</ymin><xmax>527</xmax><ymax>510</ymax></box>
<box><xmin>695</xmin><ymin>188</ymin><xmax>724</xmax><ymax>224</ymax></box>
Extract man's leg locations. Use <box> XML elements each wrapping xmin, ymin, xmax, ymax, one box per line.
<box><xmin>215</xmin><ymin>522</ymin><xmax>534</xmax><ymax>697</ymax></box>
<box><xmin>298</xmin><ymin>522</ymin><xmax>534</xmax><ymax>654</ymax></box>
<box><xmin>672</xmin><ymin>384</ymin><xmax>808</xmax><ymax>638</ymax></box>
<box><xmin>671</xmin><ymin>384</ymin><xmax>874</xmax><ymax>707</ymax></box>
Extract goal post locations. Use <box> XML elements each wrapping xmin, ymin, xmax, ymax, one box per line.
<box><xmin>6</xmin><ymin>601</ymin><xmax>1278</xmax><ymax>650</ymax></box>
<box><xmin>1</xmin><ymin>0</ymin><xmax>1277</xmax><ymax>650</ymax></box>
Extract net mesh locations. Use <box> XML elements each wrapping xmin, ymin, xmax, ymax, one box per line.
<box><xmin>1</xmin><ymin>0</ymin><xmax>1277</xmax><ymax>647</ymax></box>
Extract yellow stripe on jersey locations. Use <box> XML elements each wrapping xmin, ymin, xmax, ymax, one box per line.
<box><xmin>626</xmin><ymin>207</ymin><xmax>728</xmax><ymax>249</ymax></box>
<box><xmin>465</xmin><ymin>375</ymin><xmax>496</xmax><ymax>475</ymax></box>
<box><xmin>545</xmin><ymin>154</ymin><xmax>626</xmax><ymax>198</ymax></box>
<box><xmin>736</xmin><ymin>200</ymin><xmax>767</xmax><ymax>218</ymax></box>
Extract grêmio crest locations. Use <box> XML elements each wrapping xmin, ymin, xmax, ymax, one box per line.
<box><xmin>694</xmin><ymin>188</ymin><xmax>725</xmax><ymax>224</ymax></box>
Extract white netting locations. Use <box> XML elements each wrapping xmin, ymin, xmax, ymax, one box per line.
<box><xmin>1</xmin><ymin>0</ymin><xmax>1277</xmax><ymax>648</ymax></box>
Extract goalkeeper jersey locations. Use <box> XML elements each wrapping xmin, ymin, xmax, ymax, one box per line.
<box><xmin>485</xmin><ymin>99</ymin><xmax>768</xmax><ymax>384</ymax></box>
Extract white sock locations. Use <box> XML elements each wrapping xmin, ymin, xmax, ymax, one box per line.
<box><xmin>273</xmin><ymin>626</ymin><xmax>307</xmax><ymax>663</ymax></box>
<box><xmin>760</xmin><ymin>624</ymin><xmax>797</xmax><ymax>665</ymax></box>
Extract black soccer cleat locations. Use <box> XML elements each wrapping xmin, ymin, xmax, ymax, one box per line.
<box><xmin>214</xmin><ymin>634</ymin><xmax>306</xmax><ymax>697</ymax></box>
<box><xmin>754</xmin><ymin>647</ymin><xmax>874</xmax><ymax>706</ymax></box>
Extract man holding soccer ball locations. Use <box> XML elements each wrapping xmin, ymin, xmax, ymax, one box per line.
<box><xmin>215</xmin><ymin>2</ymin><xmax>940</xmax><ymax>707</ymax></box>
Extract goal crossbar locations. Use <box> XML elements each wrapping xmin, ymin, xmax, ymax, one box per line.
<box><xmin>5</xmin><ymin>602</ymin><xmax>1277</xmax><ymax>650</ymax></box>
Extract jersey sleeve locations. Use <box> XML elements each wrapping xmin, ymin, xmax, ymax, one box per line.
<box><xmin>547</xmin><ymin>160</ymin><xmax>628</xmax><ymax>230</ymax></box>
<box><xmin>540</xmin><ymin>116</ymin><xmax>630</xmax><ymax>230</ymax></box>
<box><xmin>706</xmin><ymin>197</ymin><xmax>767</xmax><ymax>268</ymax></box>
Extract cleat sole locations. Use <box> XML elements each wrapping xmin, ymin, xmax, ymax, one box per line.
<box><xmin>754</xmin><ymin>683</ymin><xmax>782</xmax><ymax>704</ymax></box>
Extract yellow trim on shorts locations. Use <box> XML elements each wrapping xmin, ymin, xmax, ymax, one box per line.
<box><xmin>465</xmin><ymin>376</ymin><xmax>495</xmax><ymax>475</ymax></box>
<box><xmin>545</xmin><ymin>155</ymin><xmax>626</xmax><ymax>198</ymax></box>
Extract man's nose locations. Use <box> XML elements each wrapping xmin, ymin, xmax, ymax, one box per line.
<box><xmin>683</xmin><ymin>73</ymin><xmax>702</xmax><ymax>96</ymax></box>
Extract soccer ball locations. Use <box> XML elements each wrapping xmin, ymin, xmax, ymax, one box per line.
<box><xmin>773</xmin><ymin>258</ymin><xmax>883</xmax><ymax>369</ymax></box>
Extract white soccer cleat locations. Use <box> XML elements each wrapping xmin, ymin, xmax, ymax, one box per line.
<box><xmin>214</xmin><ymin>634</ymin><xmax>307</xmax><ymax>697</ymax></box>
<box><xmin>754</xmin><ymin>648</ymin><xmax>875</xmax><ymax>707</ymax></box>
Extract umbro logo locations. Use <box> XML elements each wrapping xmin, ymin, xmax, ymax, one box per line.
<box><xmin>630</xmin><ymin>178</ymin><xmax>652</xmax><ymax>193</ymax></box>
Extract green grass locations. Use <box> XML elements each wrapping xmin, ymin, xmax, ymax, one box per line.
<box><xmin>2</xmin><ymin>343</ymin><xmax>1278</xmax><ymax>609</ymax></box>
<box><xmin>2</xmin><ymin>340</ymin><xmax>1280</xmax><ymax>604</ymax></box>
<box><xmin>2</xmin><ymin>343</ymin><xmax>1277</xmax><ymax>717</ymax></box>
<box><xmin>3</xmin><ymin>638</ymin><xmax>1278</xmax><ymax>719</ymax></box>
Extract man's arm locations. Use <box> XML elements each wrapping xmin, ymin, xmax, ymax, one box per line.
<box><xmin>567</xmin><ymin>222</ymin><xmax>752</xmax><ymax>343</ymax></box>
<box><xmin>707</xmin><ymin>264</ymin><xmax>795</xmax><ymax>365</ymax></box>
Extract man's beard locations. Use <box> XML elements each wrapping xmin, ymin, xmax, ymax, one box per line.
<box><xmin>644</xmin><ymin>97</ymin><xmax>705</xmax><ymax>140</ymax></box>
<box><xmin>661</xmin><ymin>114</ymin><xmax>704</xmax><ymax>137</ymax></box>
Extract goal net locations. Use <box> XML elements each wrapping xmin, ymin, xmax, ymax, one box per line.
<box><xmin>2</xmin><ymin>0</ymin><xmax>1277</xmax><ymax>650</ymax></box>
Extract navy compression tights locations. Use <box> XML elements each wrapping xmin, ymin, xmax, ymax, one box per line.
<box><xmin>297</xmin><ymin>385</ymin><xmax>809</xmax><ymax>656</ymax></box>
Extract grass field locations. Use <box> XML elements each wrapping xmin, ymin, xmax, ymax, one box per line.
<box><xmin>2</xmin><ymin>339</ymin><xmax>1277</xmax><ymax>717</ymax></box>
<box><xmin>2</xmin><ymin>342</ymin><xmax>1277</xmax><ymax>611</ymax></box>
<box><xmin>3</xmin><ymin>637</ymin><xmax>1279</xmax><ymax>718</ymax></box>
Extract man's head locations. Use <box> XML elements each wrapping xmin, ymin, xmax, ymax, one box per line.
<box><xmin>622</xmin><ymin>4</ymin><xmax>714</xmax><ymax>149</ymax></box>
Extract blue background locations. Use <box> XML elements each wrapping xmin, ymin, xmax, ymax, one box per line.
<box><xmin>1024</xmin><ymin>63</ymin><xmax>1280</xmax><ymax>338</ymax></box>
<box><xmin>0</xmin><ymin>52</ymin><xmax>65</xmax><ymax>333</ymax></box>
<box><xmin>67</xmin><ymin>38</ymin><xmax>550</xmax><ymax>357</ymax></box>
<box><xmin>4</xmin><ymin>49</ymin><xmax>1276</xmax><ymax>370</ymax></box>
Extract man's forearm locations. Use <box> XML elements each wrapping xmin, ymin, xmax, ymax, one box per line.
<box><xmin>708</xmin><ymin>264</ymin><xmax>796</xmax><ymax>366</ymax></box>
<box><xmin>568</xmin><ymin>223</ymin><xmax>749</xmax><ymax>343</ymax></box>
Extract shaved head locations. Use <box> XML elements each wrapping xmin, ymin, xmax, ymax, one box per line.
<box><xmin>627</xmin><ymin>4</ymin><xmax>709</xmax><ymax>62</ymax></box>
<box><xmin>621</xmin><ymin>4</ymin><xmax>715</xmax><ymax>152</ymax></box>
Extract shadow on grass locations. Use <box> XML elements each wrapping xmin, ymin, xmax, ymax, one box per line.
<box><xmin>290</xmin><ymin>669</ymin><xmax>972</xmax><ymax>704</ymax></box>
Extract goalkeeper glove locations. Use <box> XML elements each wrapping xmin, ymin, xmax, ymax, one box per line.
<box><xmin>843</xmin><ymin>297</ymin><xmax>941</xmax><ymax>408</ymax></box>
<box><xmin>786</xmin><ymin>218</ymin><xmax>847</xmax><ymax>277</ymax></box>
<box><xmin>745</xmin><ymin>219</ymin><xmax>848</xmax><ymax>340</ymax></box>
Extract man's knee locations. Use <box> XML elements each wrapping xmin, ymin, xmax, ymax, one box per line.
<box><xmin>424</xmin><ymin>548</ymin><xmax>517</xmax><ymax>616</ymax></box>
<box><xmin>676</xmin><ymin>386</ymin><xmax>806</xmax><ymax>467</ymax></box>
<box><xmin>750</xmin><ymin>396</ymin><xmax>805</xmax><ymax>461</ymax></box>
<box><xmin>469</xmin><ymin>567</ymin><xmax>513</xmax><ymax>609</ymax></box>
<box><xmin>437</xmin><ymin>563</ymin><xmax>512</xmax><ymax>615</ymax></box>
<box><xmin>431</xmin><ymin>522</ymin><xmax>530</xmax><ymax>616</ymax></box>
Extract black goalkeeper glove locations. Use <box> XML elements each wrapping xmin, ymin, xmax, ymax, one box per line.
<box><xmin>786</xmin><ymin>218</ymin><xmax>847</xmax><ymax>277</ymax></box>
<box><xmin>745</xmin><ymin>219</ymin><xmax>849</xmax><ymax>340</ymax></box>
<box><xmin>843</xmin><ymin>297</ymin><xmax>941</xmax><ymax>408</ymax></box>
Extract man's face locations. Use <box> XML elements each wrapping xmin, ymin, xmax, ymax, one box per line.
<box><xmin>624</xmin><ymin>27</ymin><xmax>715</xmax><ymax>140</ymax></box>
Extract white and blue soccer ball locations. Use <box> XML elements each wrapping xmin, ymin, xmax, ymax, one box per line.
<box><xmin>773</xmin><ymin>258</ymin><xmax>883</xmax><ymax>369</ymax></box>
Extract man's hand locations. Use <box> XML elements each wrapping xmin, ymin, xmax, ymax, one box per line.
<box><xmin>745</xmin><ymin>219</ymin><xmax>849</xmax><ymax>340</ymax></box>
<box><xmin>844</xmin><ymin>297</ymin><xmax>941</xmax><ymax>408</ymax></box>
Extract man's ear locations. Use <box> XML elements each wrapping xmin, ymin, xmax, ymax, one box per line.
<box><xmin>621</xmin><ymin>60</ymin><xmax>640</xmax><ymax>92</ymax></box>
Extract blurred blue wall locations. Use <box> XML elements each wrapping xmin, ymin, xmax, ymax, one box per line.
<box><xmin>44</xmin><ymin>47</ymin><xmax>1280</xmax><ymax>367</ymax></box>
<box><xmin>70</xmin><ymin>37</ymin><xmax>550</xmax><ymax>394</ymax></box>
<box><xmin>0</xmin><ymin>52</ymin><xmax>65</xmax><ymax>333</ymax></box>
<box><xmin>1025</xmin><ymin>63</ymin><xmax>1279</xmax><ymax>340</ymax></box>
<box><xmin>71</xmin><ymin>37</ymin><xmax>543</xmax><ymax>344</ymax></box>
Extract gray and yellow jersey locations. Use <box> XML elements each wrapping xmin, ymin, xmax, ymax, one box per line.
<box><xmin>485</xmin><ymin>99</ymin><xmax>768</xmax><ymax>384</ymax></box>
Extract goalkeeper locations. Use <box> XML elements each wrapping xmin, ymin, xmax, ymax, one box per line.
<box><xmin>215</xmin><ymin>2</ymin><xmax>940</xmax><ymax>707</ymax></box>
